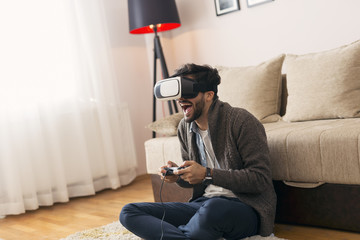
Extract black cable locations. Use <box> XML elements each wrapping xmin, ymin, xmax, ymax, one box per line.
<box><xmin>159</xmin><ymin>169</ymin><xmax>171</xmax><ymax>240</ymax></box>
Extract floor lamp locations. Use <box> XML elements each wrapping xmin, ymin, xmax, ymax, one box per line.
<box><xmin>128</xmin><ymin>0</ymin><xmax>181</xmax><ymax>138</ymax></box>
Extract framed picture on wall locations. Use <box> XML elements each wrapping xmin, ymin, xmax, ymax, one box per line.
<box><xmin>247</xmin><ymin>0</ymin><xmax>274</xmax><ymax>8</ymax></box>
<box><xmin>215</xmin><ymin>0</ymin><xmax>240</xmax><ymax>16</ymax></box>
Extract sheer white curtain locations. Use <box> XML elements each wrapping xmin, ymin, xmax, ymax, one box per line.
<box><xmin>0</xmin><ymin>0</ymin><xmax>137</xmax><ymax>216</ymax></box>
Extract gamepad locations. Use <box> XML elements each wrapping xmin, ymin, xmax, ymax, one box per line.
<box><xmin>163</xmin><ymin>166</ymin><xmax>186</xmax><ymax>176</ymax></box>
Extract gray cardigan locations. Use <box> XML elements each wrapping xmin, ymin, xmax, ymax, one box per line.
<box><xmin>177</xmin><ymin>99</ymin><xmax>276</xmax><ymax>237</ymax></box>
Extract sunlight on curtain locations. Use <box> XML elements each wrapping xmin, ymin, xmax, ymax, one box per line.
<box><xmin>0</xmin><ymin>0</ymin><xmax>137</xmax><ymax>216</ymax></box>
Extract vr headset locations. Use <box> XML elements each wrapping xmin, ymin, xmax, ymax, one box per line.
<box><xmin>154</xmin><ymin>76</ymin><xmax>217</xmax><ymax>101</ymax></box>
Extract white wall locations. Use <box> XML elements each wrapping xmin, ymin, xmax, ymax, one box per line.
<box><xmin>103</xmin><ymin>0</ymin><xmax>360</xmax><ymax>176</ymax></box>
<box><xmin>162</xmin><ymin>0</ymin><xmax>360</xmax><ymax>70</ymax></box>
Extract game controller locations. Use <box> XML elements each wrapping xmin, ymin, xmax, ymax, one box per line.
<box><xmin>163</xmin><ymin>166</ymin><xmax>186</xmax><ymax>176</ymax></box>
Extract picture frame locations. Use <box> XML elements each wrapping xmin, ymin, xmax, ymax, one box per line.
<box><xmin>215</xmin><ymin>0</ymin><xmax>240</xmax><ymax>16</ymax></box>
<box><xmin>247</xmin><ymin>0</ymin><xmax>274</xmax><ymax>8</ymax></box>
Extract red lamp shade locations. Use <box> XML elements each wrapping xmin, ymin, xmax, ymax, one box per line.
<box><xmin>128</xmin><ymin>0</ymin><xmax>181</xmax><ymax>34</ymax></box>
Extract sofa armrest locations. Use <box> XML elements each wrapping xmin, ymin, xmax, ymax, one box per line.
<box><xmin>145</xmin><ymin>136</ymin><xmax>182</xmax><ymax>174</ymax></box>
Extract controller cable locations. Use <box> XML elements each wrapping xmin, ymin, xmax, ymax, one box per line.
<box><xmin>159</xmin><ymin>168</ymin><xmax>172</xmax><ymax>240</ymax></box>
<box><xmin>160</xmin><ymin>168</ymin><xmax>184</xmax><ymax>240</ymax></box>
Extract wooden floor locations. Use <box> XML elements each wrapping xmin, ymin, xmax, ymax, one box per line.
<box><xmin>0</xmin><ymin>174</ymin><xmax>359</xmax><ymax>240</ymax></box>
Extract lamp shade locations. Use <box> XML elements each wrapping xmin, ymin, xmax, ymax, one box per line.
<box><xmin>128</xmin><ymin>0</ymin><xmax>181</xmax><ymax>34</ymax></box>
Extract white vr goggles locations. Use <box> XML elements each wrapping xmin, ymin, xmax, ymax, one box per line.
<box><xmin>154</xmin><ymin>76</ymin><xmax>217</xmax><ymax>101</ymax></box>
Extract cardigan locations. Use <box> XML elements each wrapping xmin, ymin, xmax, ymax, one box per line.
<box><xmin>177</xmin><ymin>99</ymin><xmax>277</xmax><ymax>236</ymax></box>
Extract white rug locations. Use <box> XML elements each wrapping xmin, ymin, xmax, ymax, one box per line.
<box><xmin>60</xmin><ymin>221</ymin><xmax>287</xmax><ymax>240</ymax></box>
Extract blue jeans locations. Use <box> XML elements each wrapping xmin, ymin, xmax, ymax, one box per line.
<box><xmin>119</xmin><ymin>196</ymin><xmax>258</xmax><ymax>240</ymax></box>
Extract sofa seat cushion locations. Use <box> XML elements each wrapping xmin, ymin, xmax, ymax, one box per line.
<box><xmin>265</xmin><ymin>118</ymin><xmax>360</xmax><ymax>185</ymax></box>
<box><xmin>145</xmin><ymin>119</ymin><xmax>360</xmax><ymax>185</ymax></box>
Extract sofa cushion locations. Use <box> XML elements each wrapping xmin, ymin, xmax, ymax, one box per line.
<box><xmin>145</xmin><ymin>119</ymin><xmax>360</xmax><ymax>185</ymax></box>
<box><xmin>217</xmin><ymin>54</ymin><xmax>285</xmax><ymax>123</ymax></box>
<box><xmin>147</xmin><ymin>112</ymin><xmax>183</xmax><ymax>136</ymax></box>
<box><xmin>283</xmin><ymin>40</ymin><xmax>360</xmax><ymax>122</ymax></box>
<box><xmin>264</xmin><ymin>118</ymin><xmax>360</xmax><ymax>185</ymax></box>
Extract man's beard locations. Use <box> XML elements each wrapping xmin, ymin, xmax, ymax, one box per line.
<box><xmin>184</xmin><ymin>95</ymin><xmax>205</xmax><ymax>123</ymax></box>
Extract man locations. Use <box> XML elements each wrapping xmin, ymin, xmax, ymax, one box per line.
<box><xmin>120</xmin><ymin>64</ymin><xmax>276</xmax><ymax>239</ymax></box>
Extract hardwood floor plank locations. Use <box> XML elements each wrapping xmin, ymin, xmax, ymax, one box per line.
<box><xmin>0</xmin><ymin>174</ymin><xmax>359</xmax><ymax>240</ymax></box>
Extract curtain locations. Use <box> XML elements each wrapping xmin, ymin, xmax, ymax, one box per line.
<box><xmin>0</xmin><ymin>0</ymin><xmax>137</xmax><ymax>216</ymax></box>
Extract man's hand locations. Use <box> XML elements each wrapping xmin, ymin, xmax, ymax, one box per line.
<box><xmin>159</xmin><ymin>161</ymin><xmax>179</xmax><ymax>183</ymax></box>
<box><xmin>176</xmin><ymin>161</ymin><xmax>206</xmax><ymax>185</ymax></box>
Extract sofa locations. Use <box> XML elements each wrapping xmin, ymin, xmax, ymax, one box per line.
<box><xmin>145</xmin><ymin>40</ymin><xmax>360</xmax><ymax>232</ymax></box>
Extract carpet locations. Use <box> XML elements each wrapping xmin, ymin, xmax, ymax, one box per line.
<box><xmin>60</xmin><ymin>221</ymin><xmax>287</xmax><ymax>240</ymax></box>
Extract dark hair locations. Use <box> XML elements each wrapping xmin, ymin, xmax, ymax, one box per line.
<box><xmin>171</xmin><ymin>63</ymin><xmax>221</xmax><ymax>99</ymax></box>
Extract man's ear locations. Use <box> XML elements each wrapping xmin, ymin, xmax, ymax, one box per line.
<box><xmin>205</xmin><ymin>91</ymin><xmax>215</xmax><ymax>102</ymax></box>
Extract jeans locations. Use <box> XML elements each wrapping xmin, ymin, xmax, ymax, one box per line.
<box><xmin>119</xmin><ymin>196</ymin><xmax>258</xmax><ymax>240</ymax></box>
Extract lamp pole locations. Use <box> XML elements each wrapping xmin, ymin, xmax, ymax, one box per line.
<box><xmin>152</xmin><ymin>26</ymin><xmax>178</xmax><ymax>138</ymax></box>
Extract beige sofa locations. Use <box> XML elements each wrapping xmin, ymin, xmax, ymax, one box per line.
<box><xmin>145</xmin><ymin>40</ymin><xmax>360</xmax><ymax>232</ymax></box>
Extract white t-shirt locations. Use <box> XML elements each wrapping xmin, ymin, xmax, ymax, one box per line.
<box><xmin>198</xmin><ymin>129</ymin><xmax>237</xmax><ymax>198</ymax></box>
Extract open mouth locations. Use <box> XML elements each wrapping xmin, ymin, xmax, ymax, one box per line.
<box><xmin>179</xmin><ymin>101</ymin><xmax>193</xmax><ymax>115</ymax></box>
